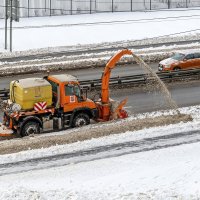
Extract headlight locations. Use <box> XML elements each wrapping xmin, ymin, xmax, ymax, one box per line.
<box><xmin>164</xmin><ymin>65</ymin><xmax>171</xmax><ymax>69</ymax></box>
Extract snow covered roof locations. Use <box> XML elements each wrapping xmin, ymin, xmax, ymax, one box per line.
<box><xmin>50</xmin><ymin>74</ymin><xmax>78</xmax><ymax>83</ymax></box>
<box><xmin>16</xmin><ymin>78</ymin><xmax>51</xmax><ymax>88</ymax></box>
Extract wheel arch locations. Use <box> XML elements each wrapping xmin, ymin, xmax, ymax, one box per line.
<box><xmin>173</xmin><ymin>66</ymin><xmax>181</xmax><ymax>70</ymax></box>
<box><xmin>69</xmin><ymin>108</ymin><xmax>93</xmax><ymax>126</ymax></box>
<box><xmin>19</xmin><ymin>116</ymin><xmax>43</xmax><ymax>131</ymax></box>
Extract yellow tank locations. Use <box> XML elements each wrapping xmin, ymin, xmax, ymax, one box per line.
<box><xmin>10</xmin><ymin>78</ymin><xmax>52</xmax><ymax>110</ymax></box>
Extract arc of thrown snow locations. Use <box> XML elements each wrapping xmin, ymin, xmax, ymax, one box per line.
<box><xmin>130</xmin><ymin>52</ymin><xmax>178</xmax><ymax>110</ymax></box>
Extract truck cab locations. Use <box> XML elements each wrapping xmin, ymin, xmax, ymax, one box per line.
<box><xmin>46</xmin><ymin>74</ymin><xmax>98</xmax><ymax>128</ymax></box>
<box><xmin>47</xmin><ymin>75</ymin><xmax>95</xmax><ymax>111</ymax></box>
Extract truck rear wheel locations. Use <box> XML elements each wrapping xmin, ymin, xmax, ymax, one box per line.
<box><xmin>21</xmin><ymin>121</ymin><xmax>40</xmax><ymax>137</ymax></box>
<box><xmin>72</xmin><ymin>113</ymin><xmax>90</xmax><ymax>128</ymax></box>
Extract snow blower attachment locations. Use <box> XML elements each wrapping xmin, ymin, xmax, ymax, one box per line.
<box><xmin>96</xmin><ymin>49</ymin><xmax>132</xmax><ymax>121</ymax></box>
<box><xmin>0</xmin><ymin>49</ymin><xmax>132</xmax><ymax>137</ymax></box>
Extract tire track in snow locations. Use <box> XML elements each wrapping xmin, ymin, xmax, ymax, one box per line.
<box><xmin>0</xmin><ymin>129</ymin><xmax>199</xmax><ymax>176</ymax></box>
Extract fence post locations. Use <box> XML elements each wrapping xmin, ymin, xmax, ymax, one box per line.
<box><xmin>71</xmin><ymin>0</ymin><xmax>72</xmax><ymax>14</ymax></box>
<box><xmin>112</xmin><ymin>0</ymin><xmax>113</xmax><ymax>12</ymax></box>
<box><xmin>131</xmin><ymin>0</ymin><xmax>132</xmax><ymax>11</ymax></box>
<box><xmin>10</xmin><ymin>0</ymin><xmax>13</xmax><ymax>52</ymax></box>
<box><xmin>5</xmin><ymin>0</ymin><xmax>8</xmax><ymax>50</ymax></box>
<box><xmin>186</xmin><ymin>0</ymin><xmax>188</xmax><ymax>8</ymax></box>
<box><xmin>150</xmin><ymin>0</ymin><xmax>151</xmax><ymax>10</ymax></box>
<box><xmin>49</xmin><ymin>0</ymin><xmax>51</xmax><ymax>16</ymax></box>
<box><xmin>90</xmin><ymin>0</ymin><xmax>92</xmax><ymax>13</ymax></box>
<box><xmin>168</xmin><ymin>0</ymin><xmax>170</xmax><ymax>9</ymax></box>
<box><xmin>45</xmin><ymin>0</ymin><xmax>47</xmax><ymax>12</ymax></box>
<box><xmin>28</xmin><ymin>0</ymin><xmax>29</xmax><ymax>17</ymax></box>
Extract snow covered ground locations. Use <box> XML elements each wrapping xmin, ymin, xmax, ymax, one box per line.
<box><xmin>0</xmin><ymin>142</ymin><xmax>199</xmax><ymax>199</ymax></box>
<box><xmin>0</xmin><ymin>105</ymin><xmax>200</xmax><ymax>199</ymax></box>
<box><xmin>0</xmin><ymin>8</ymin><xmax>200</xmax><ymax>53</ymax></box>
<box><xmin>1</xmin><ymin>142</ymin><xmax>200</xmax><ymax>199</ymax></box>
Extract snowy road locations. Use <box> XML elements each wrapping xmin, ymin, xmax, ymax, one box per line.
<box><xmin>1</xmin><ymin>128</ymin><xmax>200</xmax><ymax>177</ymax></box>
<box><xmin>0</xmin><ymin>39</ymin><xmax>199</xmax><ymax>63</ymax></box>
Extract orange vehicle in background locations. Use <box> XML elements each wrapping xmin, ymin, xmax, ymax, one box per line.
<box><xmin>158</xmin><ymin>51</ymin><xmax>200</xmax><ymax>71</ymax></box>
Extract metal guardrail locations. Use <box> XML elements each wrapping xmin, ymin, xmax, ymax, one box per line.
<box><xmin>0</xmin><ymin>89</ymin><xmax>9</xmax><ymax>100</ymax></box>
<box><xmin>79</xmin><ymin>68</ymin><xmax>200</xmax><ymax>89</ymax></box>
<box><xmin>1</xmin><ymin>68</ymin><xmax>200</xmax><ymax>99</ymax></box>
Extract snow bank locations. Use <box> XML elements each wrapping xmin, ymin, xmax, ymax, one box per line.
<box><xmin>0</xmin><ymin>104</ymin><xmax>198</xmax><ymax>164</ymax></box>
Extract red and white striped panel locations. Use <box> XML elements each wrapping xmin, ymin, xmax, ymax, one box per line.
<box><xmin>34</xmin><ymin>102</ymin><xmax>47</xmax><ymax>111</ymax></box>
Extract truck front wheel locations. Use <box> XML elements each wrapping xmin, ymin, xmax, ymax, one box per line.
<box><xmin>72</xmin><ymin>113</ymin><xmax>90</xmax><ymax>128</ymax></box>
<box><xmin>21</xmin><ymin>121</ymin><xmax>40</xmax><ymax>137</ymax></box>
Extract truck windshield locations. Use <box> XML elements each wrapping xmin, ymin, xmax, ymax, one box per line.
<box><xmin>171</xmin><ymin>53</ymin><xmax>185</xmax><ymax>61</ymax></box>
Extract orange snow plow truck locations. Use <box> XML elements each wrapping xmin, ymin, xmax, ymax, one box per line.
<box><xmin>1</xmin><ymin>49</ymin><xmax>132</xmax><ymax>137</ymax></box>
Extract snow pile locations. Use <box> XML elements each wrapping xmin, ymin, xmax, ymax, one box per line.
<box><xmin>0</xmin><ymin>45</ymin><xmax>200</xmax><ymax>76</ymax></box>
<box><xmin>0</xmin><ymin>105</ymin><xmax>198</xmax><ymax>164</ymax></box>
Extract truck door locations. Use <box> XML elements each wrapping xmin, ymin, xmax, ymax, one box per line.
<box><xmin>63</xmin><ymin>84</ymin><xmax>82</xmax><ymax>112</ymax></box>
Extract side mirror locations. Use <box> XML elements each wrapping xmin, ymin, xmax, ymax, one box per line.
<box><xmin>81</xmin><ymin>95</ymin><xmax>86</xmax><ymax>101</ymax></box>
<box><xmin>75</xmin><ymin>89</ymin><xmax>86</xmax><ymax>101</ymax></box>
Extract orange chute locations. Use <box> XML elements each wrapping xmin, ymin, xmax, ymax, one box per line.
<box><xmin>97</xmin><ymin>49</ymin><xmax>132</xmax><ymax>121</ymax></box>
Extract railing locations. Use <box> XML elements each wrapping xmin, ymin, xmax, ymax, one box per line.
<box><xmin>0</xmin><ymin>0</ymin><xmax>200</xmax><ymax>18</ymax></box>
<box><xmin>0</xmin><ymin>89</ymin><xmax>9</xmax><ymax>100</ymax></box>
<box><xmin>1</xmin><ymin>68</ymin><xmax>200</xmax><ymax>100</ymax></box>
<box><xmin>79</xmin><ymin>68</ymin><xmax>200</xmax><ymax>90</ymax></box>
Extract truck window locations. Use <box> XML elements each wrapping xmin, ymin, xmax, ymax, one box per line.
<box><xmin>74</xmin><ymin>85</ymin><xmax>81</xmax><ymax>97</ymax></box>
<box><xmin>65</xmin><ymin>85</ymin><xmax>74</xmax><ymax>96</ymax></box>
<box><xmin>65</xmin><ymin>84</ymin><xmax>81</xmax><ymax>97</ymax></box>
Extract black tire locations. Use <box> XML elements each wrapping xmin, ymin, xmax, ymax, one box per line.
<box><xmin>72</xmin><ymin>113</ymin><xmax>90</xmax><ymax>128</ymax></box>
<box><xmin>173</xmin><ymin>67</ymin><xmax>181</xmax><ymax>71</ymax></box>
<box><xmin>21</xmin><ymin>121</ymin><xmax>40</xmax><ymax>137</ymax></box>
